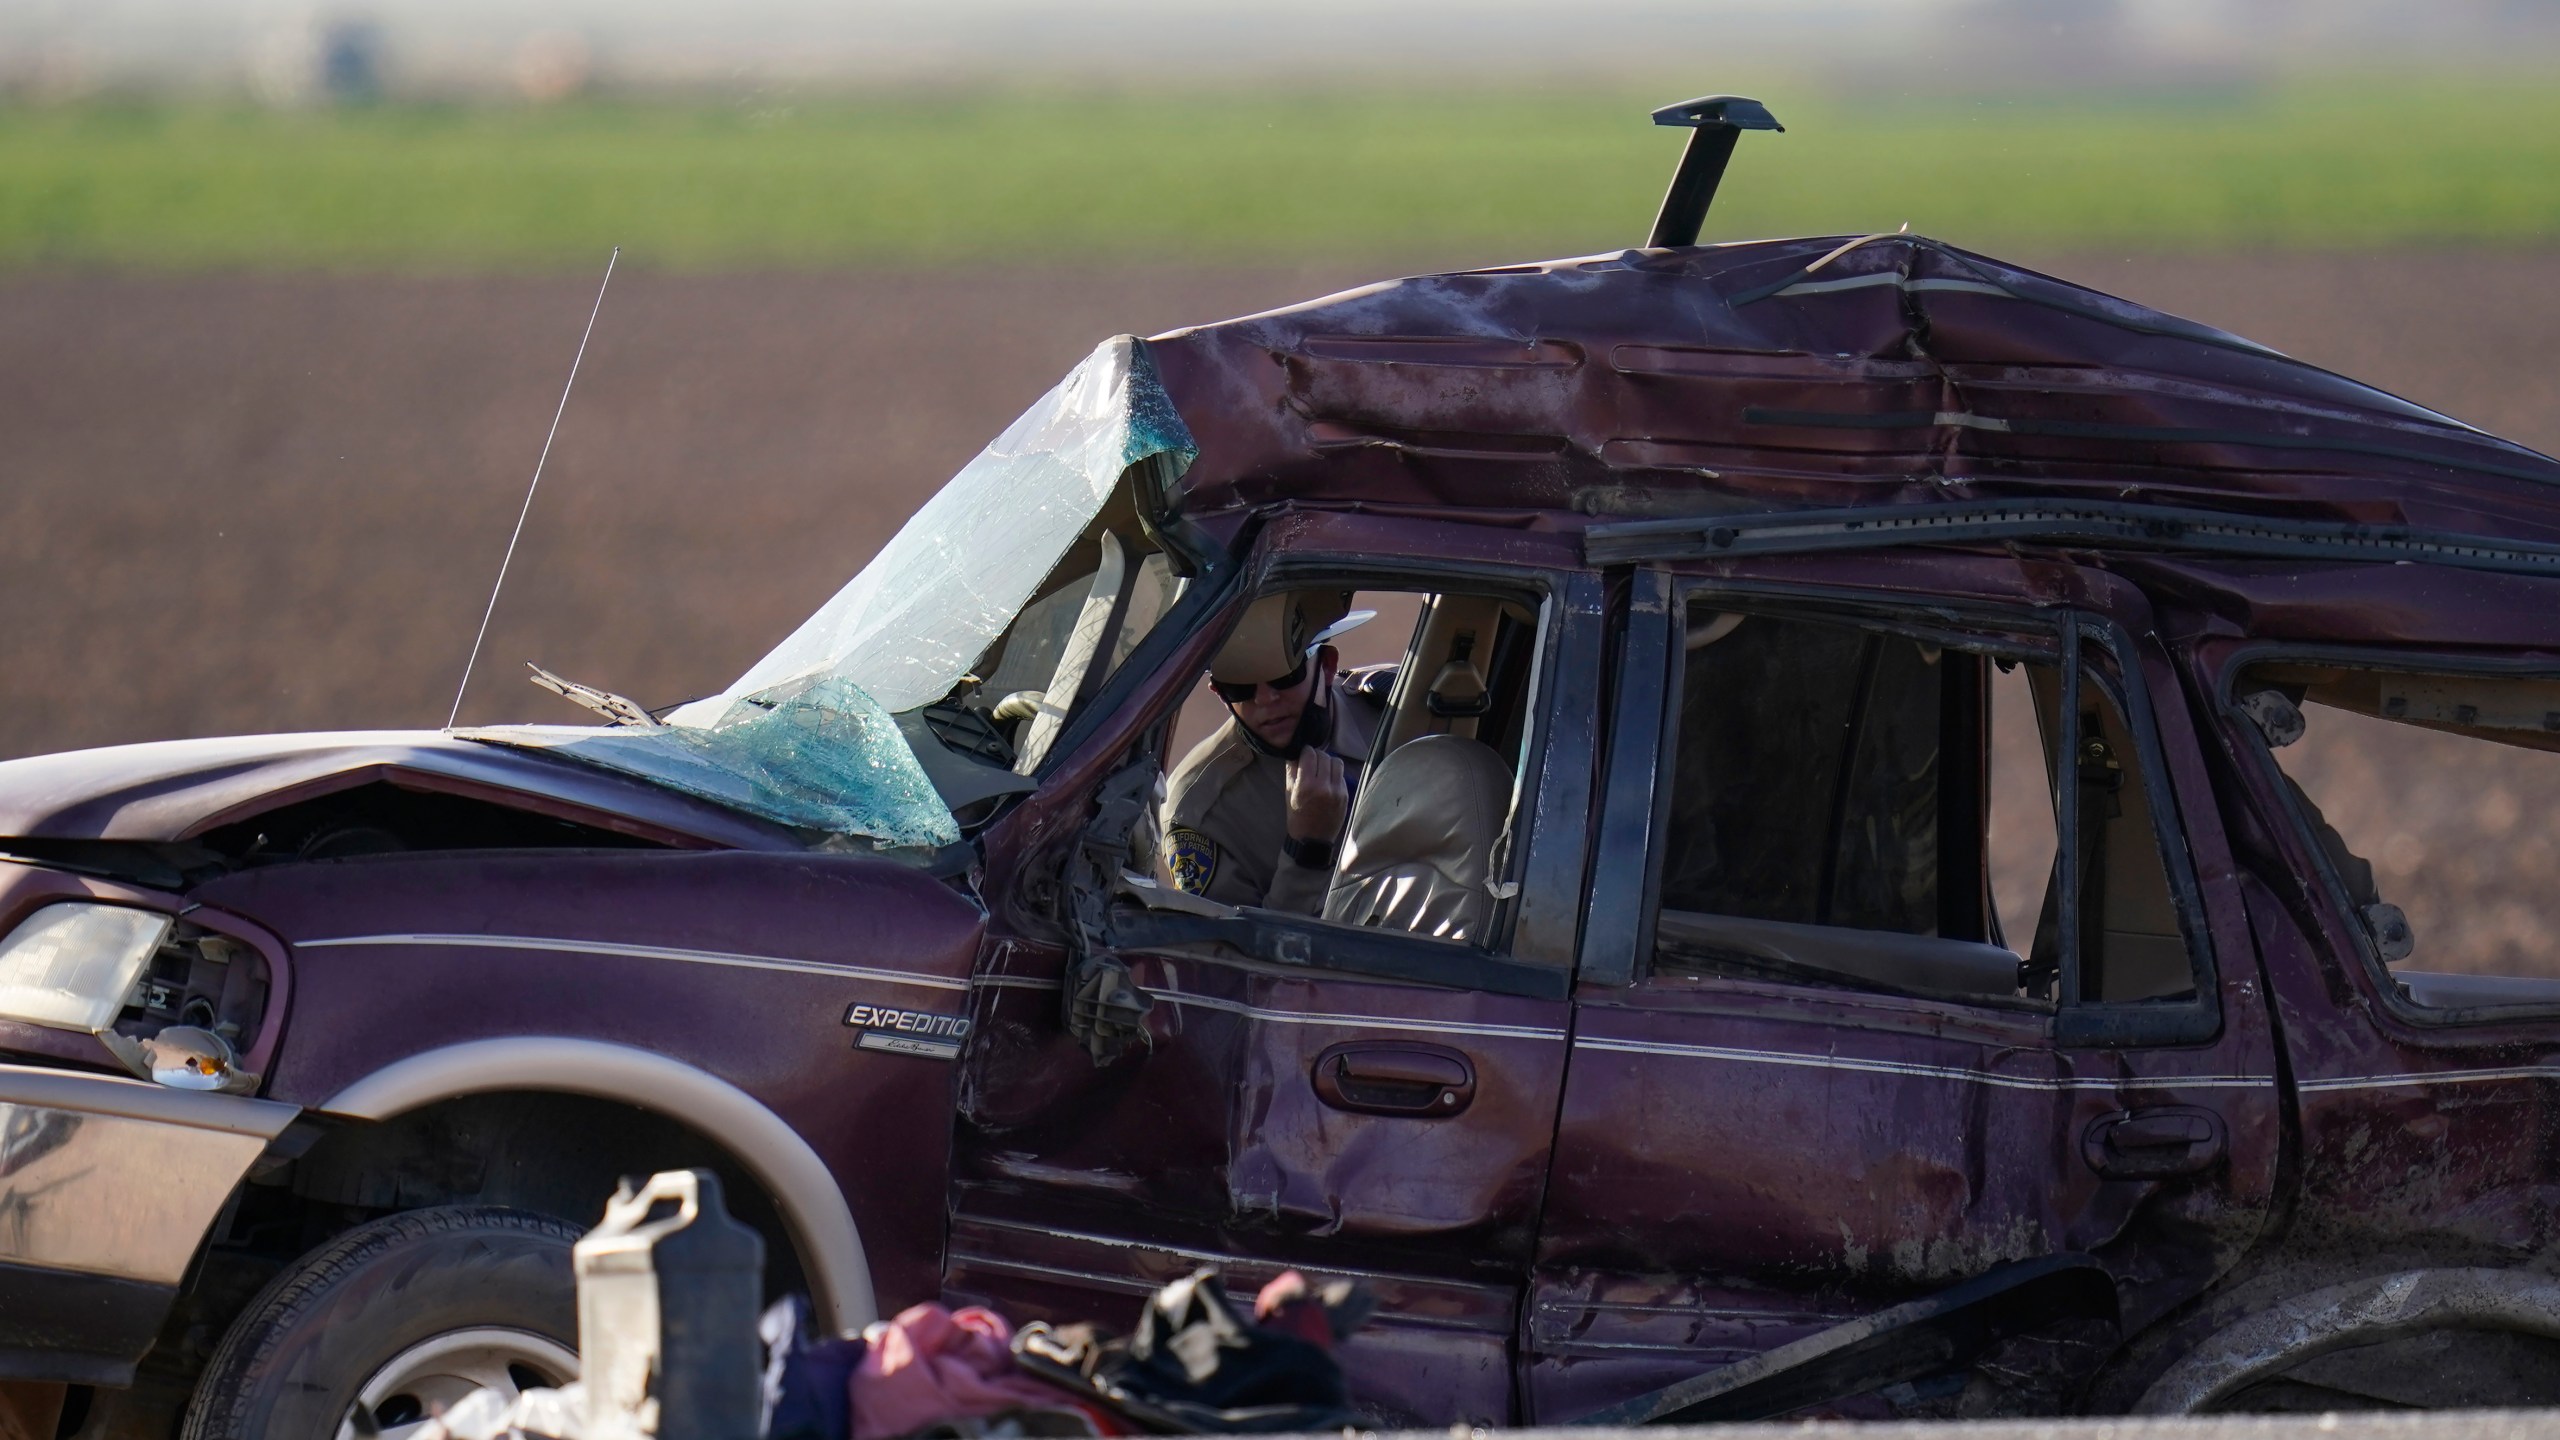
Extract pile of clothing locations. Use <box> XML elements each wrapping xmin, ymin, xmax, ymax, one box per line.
<box><xmin>421</xmin><ymin>1268</ymin><xmax>1374</xmax><ymax>1440</ymax></box>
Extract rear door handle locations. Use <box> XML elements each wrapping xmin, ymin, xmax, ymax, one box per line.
<box><xmin>2082</xmin><ymin>1106</ymin><xmax>2225</xmax><ymax>1180</ymax></box>
<box><xmin>1312</xmin><ymin>1041</ymin><xmax>1475</xmax><ymax>1117</ymax></box>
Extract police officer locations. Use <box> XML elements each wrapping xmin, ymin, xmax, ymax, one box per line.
<box><xmin>1160</xmin><ymin>590</ymin><xmax>1379</xmax><ymax>913</ymax></box>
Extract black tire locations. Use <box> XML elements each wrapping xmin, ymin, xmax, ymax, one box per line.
<box><xmin>182</xmin><ymin>1207</ymin><xmax>582</xmax><ymax>1440</ymax></box>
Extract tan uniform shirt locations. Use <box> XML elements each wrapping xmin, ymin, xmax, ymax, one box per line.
<box><xmin>1159</xmin><ymin>682</ymin><xmax>1379</xmax><ymax>914</ymax></box>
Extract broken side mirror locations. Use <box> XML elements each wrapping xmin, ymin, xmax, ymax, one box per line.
<box><xmin>1058</xmin><ymin>758</ymin><xmax>1160</xmax><ymax>1066</ymax></box>
<box><xmin>1062</xmin><ymin>955</ymin><xmax>1153</xmax><ymax>1067</ymax></box>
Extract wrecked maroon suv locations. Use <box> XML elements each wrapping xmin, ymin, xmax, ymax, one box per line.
<box><xmin>9</xmin><ymin>96</ymin><xmax>2560</xmax><ymax>1435</ymax></box>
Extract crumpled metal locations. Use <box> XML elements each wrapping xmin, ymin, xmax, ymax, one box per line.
<box><xmin>473</xmin><ymin>675</ymin><xmax>960</xmax><ymax>850</ymax></box>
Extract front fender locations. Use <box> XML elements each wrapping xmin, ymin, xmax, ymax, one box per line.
<box><xmin>321</xmin><ymin>1036</ymin><xmax>877</xmax><ymax>1331</ymax></box>
<box><xmin>193</xmin><ymin>848</ymin><xmax>985</xmax><ymax>1312</ymax></box>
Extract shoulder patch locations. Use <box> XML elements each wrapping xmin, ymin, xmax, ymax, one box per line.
<box><xmin>1165</xmin><ymin>826</ymin><xmax>1220</xmax><ymax>895</ymax></box>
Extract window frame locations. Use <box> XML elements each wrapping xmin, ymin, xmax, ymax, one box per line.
<box><xmin>1583</xmin><ymin>570</ymin><xmax>2223</xmax><ymax>1048</ymax></box>
<box><xmin>2220</xmin><ymin>638</ymin><xmax>2560</xmax><ymax>1029</ymax></box>
<box><xmin>1090</xmin><ymin>552</ymin><xmax>1595</xmax><ymax>1003</ymax></box>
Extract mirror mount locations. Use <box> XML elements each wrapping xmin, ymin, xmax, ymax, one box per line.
<box><xmin>1646</xmin><ymin>94</ymin><xmax>1785</xmax><ymax>249</ymax></box>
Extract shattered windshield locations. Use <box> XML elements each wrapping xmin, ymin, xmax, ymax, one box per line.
<box><xmin>675</xmin><ymin>335</ymin><xmax>1194</xmax><ymax>720</ymax></box>
<box><xmin>466</xmin><ymin>335</ymin><xmax>1197</xmax><ymax>849</ymax></box>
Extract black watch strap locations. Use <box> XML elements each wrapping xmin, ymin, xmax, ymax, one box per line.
<box><xmin>1282</xmin><ymin>834</ymin><xmax>1339</xmax><ymax>870</ymax></box>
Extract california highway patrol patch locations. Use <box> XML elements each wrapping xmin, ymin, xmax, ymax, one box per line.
<box><xmin>1166</xmin><ymin>826</ymin><xmax>1219</xmax><ymax>894</ymax></box>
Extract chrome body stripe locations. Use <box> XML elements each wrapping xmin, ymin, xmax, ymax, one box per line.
<box><xmin>299</xmin><ymin>933</ymin><xmax>968</xmax><ymax>991</ymax></box>
<box><xmin>2299</xmin><ymin>1066</ymin><xmax>2560</xmax><ymax>1093</ymax></box>
<box><xmin>1576</xmin><ymin>1035</ymin><xmax>2270</xmax><ymax>1091</ymax></box>
<box><xmin>946</xmin><ymin>1250</ymin><xmax>1158</xmax><ymax>1294</ymax></box>
<box><xmin>1148</xmin><ymin>988</ymin><xmax>1565</xmax><ymax>1041</ymax></box>
<box><xmin>969</xmin><ymin>974</ymin><xmax>1562</xmax><ymax>1039</ymax></box>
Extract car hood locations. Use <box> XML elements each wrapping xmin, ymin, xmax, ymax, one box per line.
<box><xmin>0</xmin><ymin>730</ymin><xmax>803</xmax><ymax>849</ymax></box>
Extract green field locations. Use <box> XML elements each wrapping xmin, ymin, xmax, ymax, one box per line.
<box><xmin>4</xmin><ymin>73</ymin><xmax>2558</xmax><ymax>270</ymax></box>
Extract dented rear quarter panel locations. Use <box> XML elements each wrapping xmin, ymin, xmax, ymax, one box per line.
<box><xmin>1525</xmin><ymin>551</ymin><xmax>2283</xmax><ymax>1420</ymax></box>
<box><xmin>2158</xmin><ymin>563</ymin><xmax>2560</xmax><ymax>1276</ymax></box>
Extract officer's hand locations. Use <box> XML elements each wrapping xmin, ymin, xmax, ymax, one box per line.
<box><xmin>1284</xmin><ymin>749</ymin><xmax>1349</xmax><ymax>842</ymax></box>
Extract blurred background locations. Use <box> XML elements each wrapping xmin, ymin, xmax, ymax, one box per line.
<box><xmin>4</xmin><ymin>1</ymin><xmax>2560</xmax><ymax>972</ymax></box>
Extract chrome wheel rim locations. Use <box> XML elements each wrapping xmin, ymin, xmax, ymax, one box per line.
<box><xmin>339</xmin><ymin>1326</ymin><xmax>579</xmax><ymax>1440</ymax></box>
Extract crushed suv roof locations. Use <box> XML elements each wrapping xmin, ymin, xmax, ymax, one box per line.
<box><xmin>1147</xmin><ymin>234</ymin><xmax>2560</xmax><ymax>547</ymax></box>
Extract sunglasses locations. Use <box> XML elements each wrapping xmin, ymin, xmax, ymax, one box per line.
<box><xmin>1209</xmin><ymin>655</ymin><xmax>1310</xmax><ymax>705</ymax></box>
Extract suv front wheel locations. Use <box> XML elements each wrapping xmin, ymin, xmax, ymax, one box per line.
<box><xmin>184</xmin><ymin>1207</ymin><xmax>582</xmax><ymax>1440</ymax></box>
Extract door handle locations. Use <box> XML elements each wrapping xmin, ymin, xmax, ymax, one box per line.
<box><xmin>2082</xmin><ymin>1106</ymin><xmax>2225</xmax><ymax>1180</ymax></box>
<box><xmin>1312</xmin><ymin>1041</ymin><xmax>1475</xmax><ymax>1117</ymax></box>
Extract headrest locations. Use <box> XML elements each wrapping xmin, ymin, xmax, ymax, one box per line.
<box><xmin>1322</xmin><ymin>735</ymin><xmax>1513</xmax><ymax>943</ymax></box>
<box><xmin>1211</xmin><ymin>589</ymin><xmax>1355</xmax><ymax>686</ymax></box>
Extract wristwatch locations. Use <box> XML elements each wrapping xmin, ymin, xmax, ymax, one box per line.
<box><xmin>1282</xmin><ymin>834</ymin><xmax>1339</xmax><ymax>870</ymax></box>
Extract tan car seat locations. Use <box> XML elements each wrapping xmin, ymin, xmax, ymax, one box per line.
<box><xmin>1322</xmin><ymin>735</ymin><xmax>1513</xmax><ymax>942</ymax></box>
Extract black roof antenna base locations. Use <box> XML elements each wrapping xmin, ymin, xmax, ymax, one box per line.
<box><xmin>1646</xmin><ymin>94</ymin><xmax>1784</xmax><ymax>250</ymax></box>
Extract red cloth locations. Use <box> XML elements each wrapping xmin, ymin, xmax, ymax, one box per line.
<box><xmin>851</xmin><ymin>1303</ymin><xmax>1065</xmax><ymax>1440</ymax></box>
<box><xmin>1252</xmin><ymin>1271</ymin><xmax>1336</xmax><ymax>1350</ymax></box>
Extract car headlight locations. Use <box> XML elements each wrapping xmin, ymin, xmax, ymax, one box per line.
<box><xmin>0</xmin><ymin>903</ymin><xmax>172</xmax><ymax>1034</ymax></box>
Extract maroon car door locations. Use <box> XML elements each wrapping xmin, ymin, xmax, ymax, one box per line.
<box><xmin>1525</xmin><ymin>557</ymin><xmax>2280</xmax><ymax>1421</ymax></box>
<box><xmin>946</xmin><ymin>538</ymin><xmax>1605</xmax><ymax>1428</ymax></box>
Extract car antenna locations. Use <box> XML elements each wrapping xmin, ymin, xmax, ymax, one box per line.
<box><xmin>446</xmin><ymin>245</ymin><xmax>619</xmax><ymax>729</ymax></box>
<box><xmin>1646</xmin><ymin>95</ymin><xmax>1783</xmax><ymax>249</ymax></box>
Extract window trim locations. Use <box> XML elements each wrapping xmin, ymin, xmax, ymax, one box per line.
<box><xmin>1577</xmin><ymin>569</ymin><xmax>1679</xmax><ymax>988</ymax></box>
<box><xmin>1584</xmin><ymin>572</ymin><xmax>2223</xmax><ymax>1048</ymax></box>
<box><xmin>2055</xmin><ymin>614</ymin><xmax>2221</xmax><ymax>1048</ymax></box>
<box><xmin>1085</xmin><ymin>550</ymin><xmax>1589</xmax><ymax>1001</ymax></box>
<box><xmin>2219</xmin><ymin>639</ymin><xmax>2560</xmax><ymax>1029</ymax></box>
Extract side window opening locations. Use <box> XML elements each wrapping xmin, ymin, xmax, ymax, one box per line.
<box><xmin>2238</xmin><ymin>660</ymin><xmax>2560</xmax><ymax>1011</ymax></box>
<box><xmin>1652</xmin><ymin>601</ymin><xmax>2195</xmax><ymax>1011</ymax></box>
<box><xmin>1138</xmin><ymin>582</ymin><xmax>1549</xmax><ymax>953</ymax></box>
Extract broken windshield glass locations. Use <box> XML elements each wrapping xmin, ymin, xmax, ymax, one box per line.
<box><xmin>678</xmin><ymin>333</ymin><xmax>1196</xmax><ymax>722</ymax></box>
<box><xmin>463</xmin><ymin>335</ymin><xmax>1197</xmax><ymax>849</ymax></box>
<box><xmin>475</xmin><ymin>674</ymin><xmax>961</xmax><ymax>847</ymax></box>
